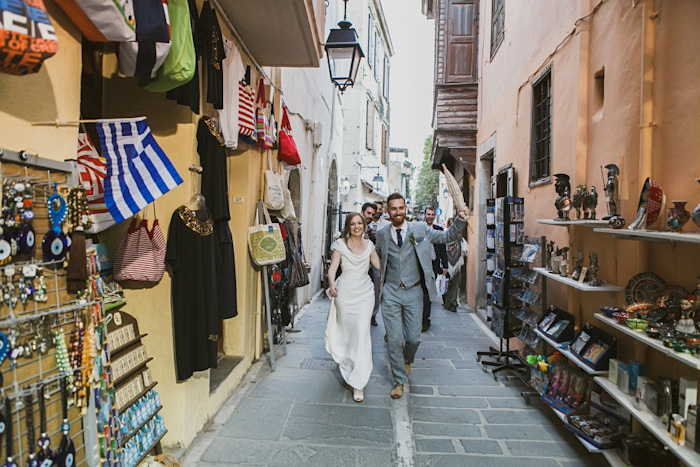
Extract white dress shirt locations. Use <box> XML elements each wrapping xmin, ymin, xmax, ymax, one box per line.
<box><xmin>390</xmin><ymin>222</ymin><xmax>408</xmax><ymax>246</ymax></box>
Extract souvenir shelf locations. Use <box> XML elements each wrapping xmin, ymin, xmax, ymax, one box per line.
<box><xmin>533</xmin><ymin>268</ymin><xmax>624</xmax><ymax>293</ymax></box>
<box><xmin>477</xmin><ymin>197</ymin><xmax>528</xmax><ymax>378</ymax></box>
<box><xmin>594</xmin><ymin>313</ymin><xmax>700</xmax><ymax>371</ymax></box>
<box><xmin>594</xmin><ymin>377</ymin><xmax>700</xmax><ymax>467</ymax></box>
<box><xmin>592</xmin><ymin>228</ymin><xmax>700</xmax><ymax>245</ymax></box>
<box><xmin>533</xmin><ymin>328</ymin><xmax>609</xmax><ymax>376</ymax></box>
<box><xmin>107</xmin><ymin>310</ymin><xmax>165</xmax><ymax>461</ymax></box>
<box><xmin>485</xmin><ymin>199</ymin><xmax>496</xmax><ymax>318</ymax></box>
<box><xmin>537</xmin><ymin>219</ymin><xmax>608</xmax><ymax>227</ymax></box>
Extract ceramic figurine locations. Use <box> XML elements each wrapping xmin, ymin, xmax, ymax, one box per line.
<box><xmin>546</xmin><ymin>241</ymin><xmax>555</xmax><ymax>271</ymax></box>
<box><xmin>692</xmin><ymin>179</ymin><xmax>700</xmax><ymax>229</ymax></box>
<box><xmin>554</xmin><ymin>174</ymin><xmax>573</xmax><ymax>221</ymax></box>
<box><xmin>675</xmin><ymin>296</ymin><xmax>697</xmax><ymax>334</ymax></box>
<box><xmin>571</xmin><ymin>248</ymin><xmax>584</xmax><ymax>280</ymax></box>
<box><xmin>572</xmin><ymin>185</ymin><xmax>585</xmax><ymax>220</ymax></box>
<box><xmin>583</xmin><ymin>186</ymin><xmax>598</xmax><ymax>219</ymax></box>
<box><xmin>608</xmin><ymin>215</ymin><xmax>626</xmax><ymax>229</ymax></box>
<box><xmin>666</xmin><ymin>200</ymin><xmax>690</xmax><ymax>232</ymax></box>
<box><xmin>551</xmin><ymin>247</ymin><xmax>561</xmax><ymax>273</ymax></box>
<box><xmin>559</xmin><ymin>247</ymin><xmax>570</xmax><ymax>277</ymax></box>
<box><xmin>588</xmin><ymin>252</ymin><xmax>603</xmax><ymax>286</ymax></box>
<box><xmin>602</xmin><ymin>164</ymin><xmax>620</xmax><ymax>220</ymax></box>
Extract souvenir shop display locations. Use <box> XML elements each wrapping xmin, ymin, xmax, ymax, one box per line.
<box><xmin>572</xmin><ymin>185</ymin><xmax>584</xmax><ymax>220</ymax></box>
<box><xmin>113</xmin><ymin>205</ymin><xmax>167</xmax><ymax>284</ymax></box>
<box><xmin>602</xmin><ymin>164</ymin><xmax>621</xmax><ymax>220</ymax></box>
<box><xmin>666</xmin><ymin>201</ymin><xmax>691</xmax><ymax>232</ymax></box>
<box><xmin>553</xmin><ymin>174</ymin><xmax>572</xmax><ymax>221</ymax></box>
<box><xmin>477</xmin><ymin>197</ymin><xmax>528</xmax><ymax>378</ymax></box>
<box><xmin>513</xmin><ymin>237</ymin><xmax>545</xmax><ymax>357</ymax></box>
<box><xmin>587</xmin><ymin>252</ymin><xmax>603</xmax><ymax>287</ymax></box>
<box><xmin>199</xmin><ymin>0</ymin><xmax>224</xmax><ymax>110</ymax></box>
<box><xmin>566</xmin><ymin>401</ymin><xmax>630</xmax><ymax>449</ymax></box>
<box><xmin>628</xmin><ymin>177</ymin><xmax>664</xmax><ymax>230</ymax></box>
<box><xmin>542</xmin><ymin>364</ymin><xmax>593</xmax><ymax>414</ymax></box>
<box><xmin>166</xmin><ymin>0</ymin><xmax>201</xmax><ymax>114</ymax></box>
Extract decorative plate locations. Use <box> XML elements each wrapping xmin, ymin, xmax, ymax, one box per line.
<box><xmin>625</xmin><ymin>272</ymin><xmax>667</xmax><ymax>305</ymax></box>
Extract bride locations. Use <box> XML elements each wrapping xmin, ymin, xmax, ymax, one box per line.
<box><xmin>326</xmin><ymin>212</ymin><xmax>381</xmax><ymax>402</ymax></box>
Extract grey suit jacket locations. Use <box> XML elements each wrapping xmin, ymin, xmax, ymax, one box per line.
<box><xmin>376</xmin><ymin>217</ymin><xmax>467</xmax><ymax>301</ymax></box>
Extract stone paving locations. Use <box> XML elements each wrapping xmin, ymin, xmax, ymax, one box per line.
<box><xmin>177</xmin><ymin>295</ymin><xmax>603</xmax><ymax>466</ymax></box>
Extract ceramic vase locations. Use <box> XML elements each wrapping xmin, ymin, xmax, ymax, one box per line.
<box><xmin>693</xmin><ymin>179</ymin><xmax>700</xmax><ymax>229</ymax></box>
<box><xmin>666</xmin><ymin>201</ymin><xmax>690</xmax><ymax>232</ymax></box>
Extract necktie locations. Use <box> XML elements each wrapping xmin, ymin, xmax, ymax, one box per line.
<box><xmin>396</xmin><ymin>228</ymin><xmax>403</xmax><ymax>247</ymax></box>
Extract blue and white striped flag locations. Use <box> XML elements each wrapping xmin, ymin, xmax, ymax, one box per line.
<box><xmin>96</xmin><ymin>117</ymin><xmax>183</xmax><ymax>224</ymax></box>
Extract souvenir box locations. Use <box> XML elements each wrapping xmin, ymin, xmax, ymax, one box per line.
<box><xmin>565</xmin><ymin>404</ymin><xmax>630</xmax><ymax>450</ymax></box>
<box><xmin>568</xmin><ymin>323</ymin><xmax>617</xmax><ymax>371</ymax></box>
<box><xmin>537</xmin><ymin>305</ymin><xmax>576</xmax><ymax>343</ymax></box>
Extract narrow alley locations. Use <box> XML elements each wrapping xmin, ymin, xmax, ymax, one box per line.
<box><xmin>176</xmin><ymin>297</ymin><xmax>599</xmax><ymax>466</ymax></box>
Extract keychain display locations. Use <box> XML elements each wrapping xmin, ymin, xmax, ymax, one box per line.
<box><xmin>37</xmin><ymin>385</ymin><xmax>53</xmax><ymax>466</ymax></box>
<box><xmin>0</xmin><ymin>180</ymin><xmax>36</xmax><ymax>264</ymax></box>
<box><xmin>42</xmin><ymin>184</ymin><xmax>69</xmax><ymax>263</ymax></box>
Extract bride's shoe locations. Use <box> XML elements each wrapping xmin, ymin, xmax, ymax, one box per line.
<box><xmin>353</xmin><ymin>388</ymin><xmax>364</xmax><ymax>402</ymax></box>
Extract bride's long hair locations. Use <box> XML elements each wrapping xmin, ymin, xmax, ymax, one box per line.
<box><xmin>341</xmin><ymin>212</ymin><xmax>367</xmax><ymax>240</ymax></box>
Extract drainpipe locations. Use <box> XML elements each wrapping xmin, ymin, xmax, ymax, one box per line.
<box><xmin>639</xmin><ymin>0</ymin><xmax>656</xmax><ymax>182</ymax></box>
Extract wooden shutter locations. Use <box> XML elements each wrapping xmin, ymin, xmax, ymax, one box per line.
<box><xmin>445</xmin><ymin>0</ymin><xmax>478</xmax><ymax>83</ymax></box>
<box><xmin>366</xmin><ymin>101</ymin><xmax>375</xmax><ymax>150</ymax></box>
<box><xmin>491</xmin><ymin>0</ymin><xmax>504</xmax><ymax>56</ymax></box>
<box><xmin>381</xmin><ymin>124</ymin><xmax>388</xmax><ymax>164</ymax></box>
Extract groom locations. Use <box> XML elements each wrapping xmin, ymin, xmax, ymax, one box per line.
<box><xmin>376</xmin><ymin>193</ymin><xmax>469</xmax><ymax>398</ymax></box>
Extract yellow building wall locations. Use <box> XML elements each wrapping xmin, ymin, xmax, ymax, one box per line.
<box><xmin>0</xmin><ymin>6</ymin><xmax>269</xmax><ymax>449</ymax></box>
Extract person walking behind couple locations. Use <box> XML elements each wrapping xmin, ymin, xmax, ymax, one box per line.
<box><xmin>376</xmin><ymin>193</ymin><xmax>469</xmax><ymax>399</ymax></box>
<box><xmin>325</xmin><ymin>212</ymin><xmax>381</xmax><ymax>402</ymax></box>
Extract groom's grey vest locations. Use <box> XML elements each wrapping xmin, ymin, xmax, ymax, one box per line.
<box><xmin>385</xmin><ymin>233</ymin><xmax>423</xmax><ymax>290</ymax></box>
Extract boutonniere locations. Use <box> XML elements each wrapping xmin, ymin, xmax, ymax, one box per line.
<box><xmin>408</xmin><ymin>233</ymin><xmax>418</xmax><ymax>245</ymax></box>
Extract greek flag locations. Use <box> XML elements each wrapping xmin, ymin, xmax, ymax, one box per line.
<box><xmin>96</xmin><ymin>118</ymin><xmax>182</xmax><ymax>224</ymax></box>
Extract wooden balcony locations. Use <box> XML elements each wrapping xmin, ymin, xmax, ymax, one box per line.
<box><xmin>431</xmin><ymin>83</ymin><xmax>478</xmax><ymax>175</ymax></box>
<box><xmin>214</xmin><ymin>0</ymin><xmax>326</xmax><ymax>67</ymax></box>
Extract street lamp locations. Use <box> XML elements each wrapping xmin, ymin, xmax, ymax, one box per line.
<box><xmin>358</xmin><ymin>165</ymin><xmax>384</xmax><ymax>192</ymax></box>
<box><xmin>325</xmin><ymin>0</ymin><xmax>364</xmax><ymax>92</ymax></box>
<box><xmin>443</xmin><ymin>187</ymin><xmax>449</xmax><ymax>199</ymax></box>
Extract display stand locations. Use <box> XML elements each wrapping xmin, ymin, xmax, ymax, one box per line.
<box><xmin>477</xmin><ymin>197</ymin><xmax>528</xmax><ymax>380</ymax></box>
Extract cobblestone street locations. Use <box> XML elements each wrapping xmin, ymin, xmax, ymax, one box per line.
<box><xmin>176</xmin><ymin>295</ymin><xmax>600</xmax><ymax>466</ymax></box>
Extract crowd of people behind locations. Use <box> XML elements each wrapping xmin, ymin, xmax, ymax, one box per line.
<box><xmin>325</xmin><ymin>194</ymin><xmax>469</xmax><ymax>403</ymax></box>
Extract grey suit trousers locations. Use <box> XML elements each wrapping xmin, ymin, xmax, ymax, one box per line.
<box><xmin>381</xmin><ymin>283</ymin><xmax>423</xmax><ymax>385</ymax></box>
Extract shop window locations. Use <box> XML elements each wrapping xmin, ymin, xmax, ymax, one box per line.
<box><xmin>366</xmin><ymin>100</ymin><xmax>375</xmax><ymax>151</ymax></box>
<box><xmin>490</xmin><ymin>0</ymin><xmax>505</xmax><ymax>58</ymax></box>
<box><xmin>530</xmin><ymin>68</ymin><xmax>552</xmax><ymax>184</ymax></box>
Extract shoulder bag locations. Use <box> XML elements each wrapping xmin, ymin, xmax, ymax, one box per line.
<box><xmin>278</xmin><ymin>106</ymin><xmax>301</xmax><ymax>165</ymax></box>
<box><xmin>263</xmin><ymin>154</ymin><xmax>285</xmax><ymax>211</ymax></box>
<box><xmin>113</xmin><ymin>204</ymin><xmax>167</xmax><ymax>283</ymax></box>
<box><xmin>248</xmin><ymin>205</ymin><xmax>286</xmax><ymax>266</ymax></box>
<box><xmin>255</xmin><ymin>78</ymin><xmax>273</xmax><ymax>149</ymax></box>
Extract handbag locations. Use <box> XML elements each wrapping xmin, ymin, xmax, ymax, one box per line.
<box><xmin>238</xmin><ymin>79</ymin><xmax>256</xmax><ymax>140</ymax></box>
<box><xmin>263</xmin><ymin>154</ymin><xmax>285</xmax><ymax>211</ymax></box>
<box><xmin>248</xmin><ymin>205</ymin><xmax>286</xmax><ymax>266</ymax></box>
<box><xmin>0</xmin><ymin>0</ymin><xmax>58</xmax><ymax>75</ymax></box>
<box><xmin>113</xmin><ymin>204</ymin><xmax>167</xmax><ymax>283</ymax></box>
<box><xmin>278</xmin><ymin>106</ymin><xmax>301</xmax><ymax>166</ymax></box>
<box><xmin>255</xmin><ymin>78</ymin><xmax>273</xmax><ymax>149</ymax></box>
<box><xmin>140</xmin><ymin>0</ymin><xmax>196</xmax><ymax>92</ymax></box>
<box><xmin>436</xmin><ymin>274</ymin><xmax>449</xmax><ymax>295</ymax></box>
<box><xmin>277</xmin><ymin>169</ymin><xmax>297</xmax><ymax>221</ymax></box>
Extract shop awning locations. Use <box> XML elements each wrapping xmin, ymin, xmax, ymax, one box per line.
<box><xmin>214</xmin><ymin>0</ymin><xmax>325</xmax><ymax>67</ymax></box>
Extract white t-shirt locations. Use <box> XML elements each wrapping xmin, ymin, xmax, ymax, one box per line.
<box><xmin>218</xmin><ymin>37</ymin><xmax>245</xmax><ymax>149</ymax></box>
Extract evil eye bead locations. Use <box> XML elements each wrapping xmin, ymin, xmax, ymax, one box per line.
<box><xmin>0</xmin><ymin>239</ymin><xmax>11</xmax><ymax>262</ymax></box>
<box><xmin>13</xmin><ymin>183</ymin><xmax>24</xmax><ymax>192</ymax></box>
<box><xmin>23</xmin><ymin>209</ymin><xmax>34</xmax><ymax>220</ymax></box>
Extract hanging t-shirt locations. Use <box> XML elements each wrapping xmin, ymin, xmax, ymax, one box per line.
<box><xmin>197</xmin><ymin>0</ymin><xmax>224</xmax><ymax>109</ymax></box>
<box><xmin>218</xmin><ymin>36</ymin><xmax>245</xmax><ymax>149</ymax></box>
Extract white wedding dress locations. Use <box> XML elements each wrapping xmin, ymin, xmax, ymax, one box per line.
<box><xmin>325</xmin><ymin>239</ymin><xmax>375</xmax><ymax>390</ymax></box>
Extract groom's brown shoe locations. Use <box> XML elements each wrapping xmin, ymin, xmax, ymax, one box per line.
<box><xmin>391</xmin><ymin>383</ymin><xmax>404</xmax><ymax>399</ymax></box>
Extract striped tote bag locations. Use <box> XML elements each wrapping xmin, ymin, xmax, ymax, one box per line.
<box><xmin>114</xmin><ymin>205</ymin><xmax>166</xmax><ymax>283</ymax></box>
<box><xmin>238</xmin><ymin>80</ymin><xmax>256</xmax><ymax>139</ymax></box>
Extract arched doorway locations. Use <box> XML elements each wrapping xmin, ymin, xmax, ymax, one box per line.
<box><xmin>288</xmin><ymin>169</ymin><xmax>302</xmax><ymax>220</ymax></box>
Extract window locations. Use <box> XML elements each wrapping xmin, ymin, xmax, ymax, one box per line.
<box><xmin>446</xmin><ymin>0</ymin><xmax>477</xmax><ymax>83</ymax></box>
<box><xmin>381</xmin><ymin>124</ymin><xmax>388</xmax><ymax>164</ymax></box>
<box><xmin>530</xmin><ymin>69</ymin><xmax>552</xmax><ymax>184</ymax></box>
<box><xmin>490</xmin><ymin>0</ymin><xmax>505</xmax><ymax>58</ymax></box>
<box><xmin>373</xmin><ymin>32</ymin><xmax>380</xmax><ymax>79</ymax></box>
<box><xmin>367</xmin><ymin>14</ymin><xmax>374</xmax><ymax>69</ymax></box>
<box><xmin>382</xmin><ymin>56</ymin><xmax>390</xmax><ymax>98</ymax></box>
<box><xmin>366</xmin><ymin>100</ymin><xmax>375</xmax><ymax>150</ymax></box>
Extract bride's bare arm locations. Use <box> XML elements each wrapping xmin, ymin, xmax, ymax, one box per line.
<box><xmin>327</xmin><ymin>249</ymin><xmax>342</xmax><ymax>297</ymax></box>
<box><xmin>370</xmin><ymin>250</ymin><xmax>381</xmax><ymax>271</ymax></box>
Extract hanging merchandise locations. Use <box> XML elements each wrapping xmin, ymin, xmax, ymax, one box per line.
<box><xmin>248</xmin><ymin>205</ymin><xmax>286</xmax><ymax>267</ymax></box>
<box><xmin>217</xmin><ymin>37</ymin><xmax>245</xmax><ymax>149</ymax></box>
<box><xmin>278</xmin><ymin>170</ymin><xmax>297</xmax><ymax>221</ymax></box>
<box><xmin>76</xmin><ymin>133</ymin><xmax>116</xmax><ymax>234</ymax></box>
<box><xmin>0</xmin><ymin>0</ymin><xmax>58</xmax><ymax>75</ymax></box>
<box><xmin>165</xmin><ymin>0</ymin><xmax>200</xmax><ymax>114</ymax></box>
<box><xmin>140</xmin><ymin>0</ymin><xmax>196</xmax><ymax>92</ymax></box>
<box><xmin>263</xmin><ymin>155</ymin><xmax>285</xmax><ymax>211</ymax></box>
<box><xmin>96</xmin><ymin>117</ymin><xmax>183</xmax><ymax>224</ymax></box>
<box><xmin>198</xmin><ymin>0</ymin><xmax>224</xmax><ymax>110</ymax></box>
<box><xmin>117</xmin><ymin>1</ymin><xmax>172</xmax><ymax>79</ymax></box>
<box><xmin>238</xmin><ymin>67</ymin><xmax>257</xmax><ymax>143</ymax></box>
<box><xmin>1</xmin><ymin>179</ymin><xmax>36</xmax><ymax>261</ymax></box>
<box><xmin>165</xmin><ymin>206</ymin><xmax>219</xmax><ymax>381</ymax></box>
<box><xmin>283</xmin><ymin>221</ymin><xmax>309</xmax><ymax>289</ymax></box>
<box><xmin>54</xmin><ymin>0</ymin><xmax>138</xmax><ymax>42</ymax></box>
<box><xmin>255</xmin><ymin>78</ymin><xmax>273</xmax><ymax>150</ymax></box>
<box><xmin>278</xmin><ymin>106</ymin><xmax>301</xmax><ymax>166</ymax></box>
<box><xmin>42</xmin><ymin>184</ymin><xmax>69</xmax><ymax>263</ymax></box>
<box><xmin>113</xmin><ymin>205</ymin><xmax>167</xmax><ymax>283</ymax></box>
